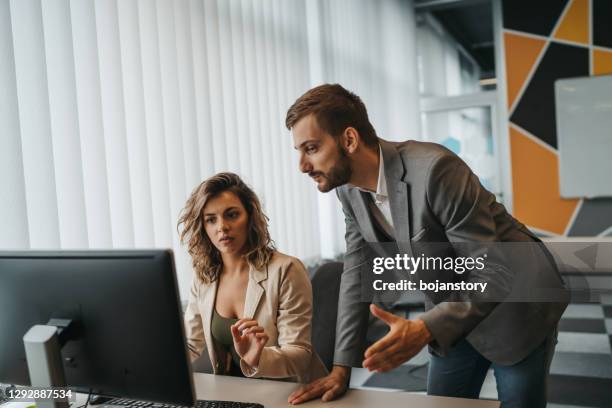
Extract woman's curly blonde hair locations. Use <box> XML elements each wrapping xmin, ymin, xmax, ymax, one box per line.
<box><xmin>178</xmin><ymin>172</ymin><xmax>275</xmax><ymax>284</ymax></box>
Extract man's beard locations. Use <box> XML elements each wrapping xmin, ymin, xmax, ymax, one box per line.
<box><xmin>313</xmin><ymin>147</ymin><xmax>352</xmax><ymax>193</ymax></box>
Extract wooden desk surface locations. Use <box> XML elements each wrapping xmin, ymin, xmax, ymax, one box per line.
<box><xmin>193</xmin><ymin>373</ymin><xmax>500</xmax><ymax>407</ymax></box>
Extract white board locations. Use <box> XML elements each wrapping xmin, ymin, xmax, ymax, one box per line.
<box><xmin>555</xmin><ymin>75</ymin><xmax>612</xmax><ymax>198</ymax></box>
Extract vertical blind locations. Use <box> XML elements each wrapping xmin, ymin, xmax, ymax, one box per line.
<box><xmin>0</xmin><ymin>0</ymin><xmax>419</xmax><ymax>297</ymax></box>
<box><xmin>310</xmin><ymin>0</ymin><xmax>421</xmax><ymax>256</ymax></box>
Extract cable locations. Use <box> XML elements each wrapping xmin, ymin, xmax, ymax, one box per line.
<box><xmin>74</xmin><ymin>389</ymin><xmax>93</xmax><ymax>408</ymax></box>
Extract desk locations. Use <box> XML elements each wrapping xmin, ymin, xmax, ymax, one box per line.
<box><xmin>0</xmin><ymin>376</ymin><xmax>500</xmax><ymax>408</ymax></box>
<box><xmin>193</xmin><ymin>373</ymin><xmax>500</xmax><ymax>407</ymax></box>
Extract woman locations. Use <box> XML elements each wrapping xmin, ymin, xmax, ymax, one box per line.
<box><xmin>178</xmin><ymin>172</ymin><xmax>327</xmax><ymax>383</ymax></box>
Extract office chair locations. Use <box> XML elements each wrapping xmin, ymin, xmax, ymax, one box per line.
<box><xmin>310</xmin><ymin>261</ymin><xmax>343</xmax><ymax>372</ymax></box>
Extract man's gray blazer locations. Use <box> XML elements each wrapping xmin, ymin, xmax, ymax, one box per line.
<box><xmin>333</xmin><ymin>138</ymin><xmax>569</xmax><ymax>366</ymax></box>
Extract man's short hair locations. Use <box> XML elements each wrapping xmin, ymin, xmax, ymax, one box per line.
<box><xmin>285</xmin><ymin>84</ymin><xmax>378</xmax><ymax>148</ymax></box>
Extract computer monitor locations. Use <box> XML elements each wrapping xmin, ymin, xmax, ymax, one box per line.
<box><xmin>0</xmin><ymin>250</ymin><xmax>195</xmax><ymax>406</ymax></box>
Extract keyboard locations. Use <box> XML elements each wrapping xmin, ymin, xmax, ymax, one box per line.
<box><xmin>100</xmin><ymin>398</ymin><xmax>263</xmax><ymax>408</ymax></box>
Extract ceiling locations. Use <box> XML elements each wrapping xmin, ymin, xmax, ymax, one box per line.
<box><xmin>415</xmin><ymin>0</ymin><xmax>496</xmax><ymax>80</ymax></box>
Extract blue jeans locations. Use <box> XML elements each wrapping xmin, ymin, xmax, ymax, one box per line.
<box><xmin>427</xmin><ymin>330</ymin><xmax>557</xmax><ymax>408</ymax></box>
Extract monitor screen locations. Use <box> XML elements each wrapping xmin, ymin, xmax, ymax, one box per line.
<box><xmin>0</xmin><ymin>250</ymin><xmax>194</xmax><ymax>405</ymax></box>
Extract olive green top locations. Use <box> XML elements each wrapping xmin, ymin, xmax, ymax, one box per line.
<box><xmin>211</xmin><ymin>308</ymin><xmax>243</xmax><ymax>374</ymax></box>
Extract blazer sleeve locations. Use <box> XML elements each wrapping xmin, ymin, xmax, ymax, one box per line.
<box><xmin>184</xmin><ymin>277</ymin><xmax>206</xmax><ymax>362</ymax></box>
<box><xmin>332</xmin><ymin>195</ymin><xmax>373</xmax><ymax>368</ymax></box>
<box><xmin>419</xmin><ymin>151</ymin><xmax>512</xmax><ymax>356</ymax></box>
<box><xmin>240</xmin><ymin>258</ymin><xmax>314</xmax><ymax>380</ymax></box>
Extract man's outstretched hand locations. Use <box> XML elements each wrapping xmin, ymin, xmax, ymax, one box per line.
<box><xmin>288</xmin><ymin>365</ymin><xmax>349</xmax><ymax>405</ymax></box>
<box><xmin>362</xmin><ymin>304</ymin><xmax>433</xmax><ymax>372</ymax></box>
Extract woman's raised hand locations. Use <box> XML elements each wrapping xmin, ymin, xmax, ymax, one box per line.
<box><xmin>230</xmin><ymin>318</ymin><xmax>269</xmax><ymax>369</ymax></box>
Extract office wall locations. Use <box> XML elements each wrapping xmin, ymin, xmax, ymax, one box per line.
<box><xmin>416</xmin><ymin>14</ymin><xmax>500</xmax><ymax>196</ymax></box>
<box><xmin>501</xmin><ymin>0</ymin><xmax>612</xmax><ymax>236</ymax></box>
<box><xmin>417</xmin><ymin>13</ymin><xmax>482</xmax><ymax>98</ymax></box>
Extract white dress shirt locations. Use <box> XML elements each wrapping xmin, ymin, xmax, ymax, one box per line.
<box><xmin>357</xmin><ymin>146</ymin><xmax>395</xmax><ymax>239</ymax></box>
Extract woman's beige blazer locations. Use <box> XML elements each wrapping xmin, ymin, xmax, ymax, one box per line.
<box><xmin>184</xmin><ymin>251</ymin><xmax>328</xmax><ymax>383</ymax></box>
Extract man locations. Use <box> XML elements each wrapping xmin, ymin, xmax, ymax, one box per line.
<box><xmin>285</xmin><ymin>84</ymin><xmax>568</xmax><ymax>407</ymax></box>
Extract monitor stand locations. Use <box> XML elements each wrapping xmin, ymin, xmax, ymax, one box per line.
<box><xmin>23</xmin><ymin>324</ymin><xmax>71</xmax><ymax>408</ymax></box>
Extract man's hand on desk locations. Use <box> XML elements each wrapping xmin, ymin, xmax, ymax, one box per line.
<box><xmin>288</xmin><ymin>365</ymin><xmax>349</xmax><ymax>405</ymax></box>
<box><xmin>362</xmin><ymin>304</ymin><xmax>433</xmax><ymax>373</ymax></box>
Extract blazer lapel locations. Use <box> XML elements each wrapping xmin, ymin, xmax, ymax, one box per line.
<box><xmin>200</xmin><ymin>279</ymin><xmax>218</xmax><ymax>371</ymax></box>
<box><xmin>380</xmin><ymin>139</ymin><xmax>413</xmax><ymax>256</ymax></box>
<box><xmin>349</xmin><ymin>187</ymin><xmax>380</xmax><ymax>243</ymax></box>
<box><xmin>243</xmin><ymin>264</ymin><xmax>266</xmax><ymax>319</ymax></box>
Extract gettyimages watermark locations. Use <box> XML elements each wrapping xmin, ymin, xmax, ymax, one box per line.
<box><xmin>356</xmin><ymin>241</ymin><xmax>612</xmax><ymax>303</ymax></box>
<box><xmin>372</xmin><ymin>253</ymin><xmax>489</xmax><ymax>293</ymax></box>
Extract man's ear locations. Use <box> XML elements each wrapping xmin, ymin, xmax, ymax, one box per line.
<box><xmin>342</xmin><ymin>127</ymin><xmax>360</xmax><ymax>154</ymax></box>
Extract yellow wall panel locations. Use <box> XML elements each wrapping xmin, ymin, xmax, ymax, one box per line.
<box><xmin>554</xmin><ymin>0</ymin><xmax>589</xmax><ymax>45</ymax></box>
<box><xmin>593</xmin><ymin>48</ymin><xmax>612</xmax><ymax>75</ymax></box>
<box><xmin>504</xmin><ymin>32</ymin><xmax>546</xmax><ymax>109</ymax></box>
<box><xmin>510</xmin><ymin>126</ymin><xmax>579</xmax><ymax>234</ymax></box>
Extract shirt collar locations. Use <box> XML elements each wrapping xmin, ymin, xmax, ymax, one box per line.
<box><xmin>356</xmin><ymin>145</ymin><xmax>387</xmax><ymax>201</ymax></box>
<box><xmin>374</xmin><ymin>147</ymin><xmax>387</xmax><ymax>201</ymax></box>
